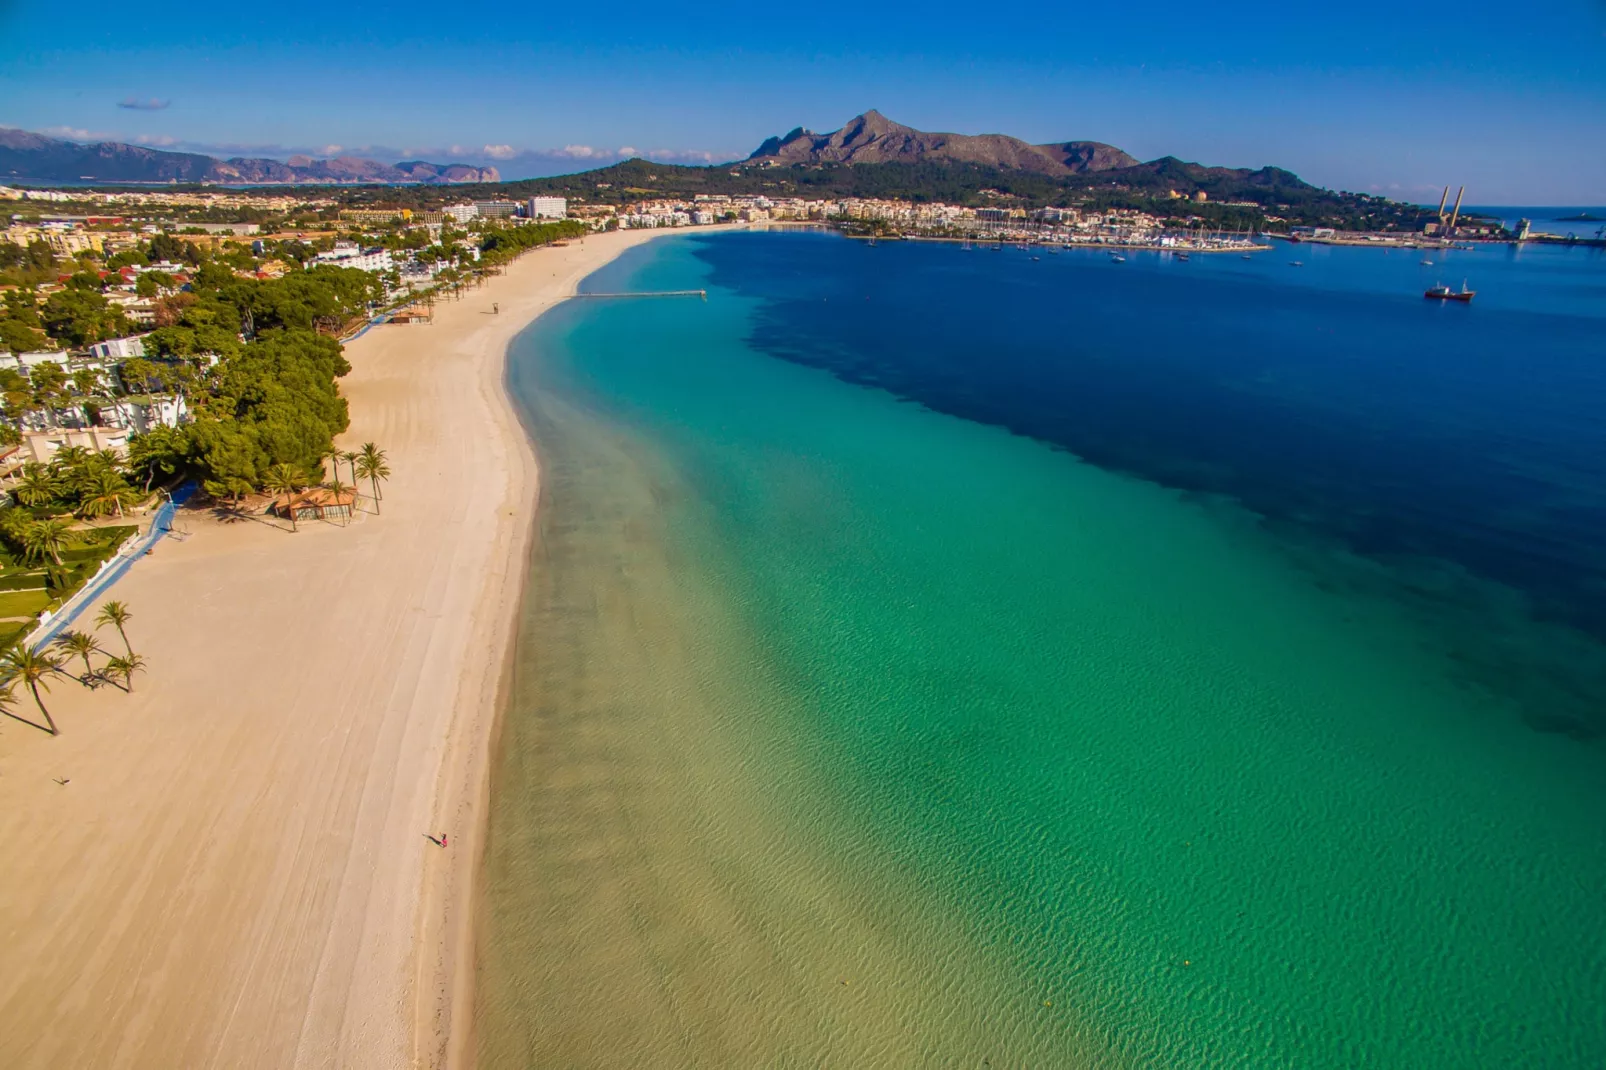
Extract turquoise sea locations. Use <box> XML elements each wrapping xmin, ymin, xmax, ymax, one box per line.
<box><xmin>476</xmin><ymin>232</ymin><xmax>1606</xmax><ymax>1067</ymax></box>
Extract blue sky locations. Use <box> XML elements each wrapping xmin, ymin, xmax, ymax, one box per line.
<box><xmin>2</xmin><ymin>0</ymin><xmax>1603</xmax><ymax>203</ymax></box>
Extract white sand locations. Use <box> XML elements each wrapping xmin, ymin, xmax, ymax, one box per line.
<box><xmin>0</xmin><ymin>227</ymin><xmax>678</xmax><ymax>1069</ymax></box>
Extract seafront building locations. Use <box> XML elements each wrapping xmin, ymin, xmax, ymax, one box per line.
<box><xmin>310</xmin><ymin>241</ymin><xmax>395</xmax><ymax>272</ymax></box>
<box><xmin>526</xmin><ymin>196</ymin><xmax>567</xmax><ymax>219</ymax></box>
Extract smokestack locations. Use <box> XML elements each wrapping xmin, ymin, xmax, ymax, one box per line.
<box><xmin>1449</xmin><ymin>186</ymin><xmax>1465</xmax><ymax>230</ymax></box>
<box><xmin>1436</xmin><ymin>186</ymin><xmax>1449</xmax><ymax>222</ymax></box>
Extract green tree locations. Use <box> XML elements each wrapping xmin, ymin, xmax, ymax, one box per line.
<box><xmin>95</xmin><ymin>600</ymin><xmax>134</xmax><ymax>657</ymax></box>
<box><xmin>71</xmin><ymin>367</ymin><xmax>103</xmax><ymax>398</ymax></box>
<box><xmin>11</xmin><ymin>463</ymin><xmax>59</xmax><ymax>507</ymax></box>
<box><xmin>354</xmin><ymin>442</ymin><xmax>390</xmax><ymax>513</ymax></box>
<box><xmin>324</xmin><ymin>475</ymin><xmax>353</xmax><ymax>526</ymax></box>
<box><xmin>0</xmin><ymin>317</ymin><xmax>48</xmax><ymax>354</ymax></box>
<box><xmin>52</xmin><ymin>630</ymin><xmax>102</xmax><ymax>681</ymax></box>
<box><xmin>135</xmin><ymin>271</ymin><xmax>175</xmax><ymax>298</ymax></box>
<box><xmin>1</xmin><ymin>645</ymin><xmax>66</xmax><ymax>735</ymax></box>
<box><xmin>126</xmin><ymin>426</ymin><xmax>191</xmax><ymax>492</ymax></box>
<box><xmin>41</xmin><ymin>288</ymin><xmax>131</xmax><ymax>347</ymax></box>
<box><xmin>118</xmin><ymin>357</ymin><xmax>166</xmax><ymax>394</ymax></box>
<box><xmin>21</xmin><ymin>518</ymin><xmax>75</xmax><ymax>566</ymax></box>
<box><xmin>0</xmin><ymin>680</ymin><xmax>54</xmax><ymax>735</ymax></box>
<box><xmin>78</xmin><ymin>468</ymin><xmax>136</xmax><ymax>519</ymax></box>
<box><xmin>262</xmin><ymin>462</ymin><xmax>307</xmax><ymax>531</ymax></box>
<box><xmin>29</xmin><ymin>362</ymin><xmax>69</xmax><ymax>427</ymax></box>
<box><xmin>105</xmin><ymin>652</ymin><xmax>148</xmax><ymax>692</ymax></box>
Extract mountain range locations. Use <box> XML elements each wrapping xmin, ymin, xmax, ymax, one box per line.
<box><xmin>748</xmin><ymin>110</ymin><xmax>1140</xmax><ymax>175</ymax></box>
<box><xmin>5</xmin><ymin>112</ymin><xmax>1310</xmax><ymax>198</ymax></box>
<box><xmin>0</xmin><ymin>128</ymin><xmax>499</xmax><ymax>185</ymax></box>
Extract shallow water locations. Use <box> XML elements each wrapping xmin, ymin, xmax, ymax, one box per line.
<box><xmin>477</xmin><ymin>232</ymin><xmax>1606</xmax><ymax>1067</ymax></box>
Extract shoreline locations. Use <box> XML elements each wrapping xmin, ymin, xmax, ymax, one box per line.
<box><xmin>0</xmin><ymin>226</ymin><xmax>699</xmax><ymax>1069</ymax></box>
<box><xmin>417</xmin><ymin>223</ymin><xmax>737</xmax><ymax>1069</ymax></box>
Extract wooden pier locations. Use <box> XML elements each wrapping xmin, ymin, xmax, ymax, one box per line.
<box><xmin>572</xmin><ymin>289</ymin><xmax>707</xmax><ymax>299</ymax></box>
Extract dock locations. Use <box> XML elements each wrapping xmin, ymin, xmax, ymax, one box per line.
<box><xmin>573</xmin><ymin>290</ymin><xmax>707</xmax><ymax>299</ymax></box>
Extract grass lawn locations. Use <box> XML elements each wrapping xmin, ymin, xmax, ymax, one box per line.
<box><xmin>0</xmin><ymin>572</ymin><xmax>48</xmax><ymax>592</ymax></box>
<box><xmin>0</xmin><ymin>588</ymin><xmax>54</xmax><ymax>620</ymax></box>
<box><xmin>0</xmin><ymin>622</ymin><xmax>31</xmax><ymax>651</ymax></box>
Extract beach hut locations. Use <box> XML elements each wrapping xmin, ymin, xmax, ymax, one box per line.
<box><xmin>277</xmin><ymin>486</ymin><xmax>356</xmax><ymax>522</ymax></box>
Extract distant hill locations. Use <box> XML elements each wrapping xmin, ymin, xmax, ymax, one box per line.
<box><xmin>0</xmin><ymin>128</ymin><xmax>499</xmax><ymax>185</ymax></box>
<box><xmin>748</xmin><ymin>110</ymin><xmax>1139</xmax><ymax>175</ymax></box>
<box><xmin>734</xmin><ymin>112</ymin><xmax>1337</xmax><ymax>207</ymax></box>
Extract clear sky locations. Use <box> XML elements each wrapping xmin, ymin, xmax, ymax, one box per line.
<box><xmin>2</xmin><ymin>0</ymin><xmax>1603</xmax><ymax>203</ymax></box>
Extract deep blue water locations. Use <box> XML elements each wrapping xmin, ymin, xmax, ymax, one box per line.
<box><xmin>684</xmin><ymin>233</ymin><xmax>1606</xmax><ymax>734</ymax></box>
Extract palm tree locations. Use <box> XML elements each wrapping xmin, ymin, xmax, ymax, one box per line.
<box><xmin>96</xmin><ymin>600</ymin><xmax>134</xmax><ymax>657</ymax></box>
<box><xmin>49</xmin><ymin>445</ymin><xmax>93</xmax><ymax>476</ymax></box>
<box><xmin>77</xmin><ymin>468</ymin><xmax>135</xmax><ymax>519</ymax></box>
<box><xmin>262</xmin><ymin>463</ymin><xmax>306</xmax><ymax>531</ymax></box>
<box><xmin>1</xmin><ymin>645</ymin><xmax>65</xmax><ymax>735</ymax></box>
<box><xmin>0</xmin><ymin>680</ymin><xmax>54</xmax><ymax>736</ymax></box>
<box><xmin>323</xmin><ymin>476</ymin><xmax>353</xmax><ymax>526</ymax></box>
<box><xmin>104</xmin><ymin>653</ymin><xmax>147</xmax><ymax>692</ymax></box>
<box><xmin>52</xmin><ymin>630</ymin><xmax>102</xmax><ymax>682</ymax></box>
<box><xmin>341</xmin><ymin>450</ymin><xmax>361</xmax><ymax>488</ymax></box>
<box><xmin>354</xmin><ymin>443</ymin><xmax>390</xmax><ymax>514</ymax></box>
<box><xmin>12</xmin><ymin>462</ymin><xmax>58</xmax><ymax>507</ymax></box>
<box><xmin>21</xmin><ymin>518</ymin><xmax>75</xmax><ymax>566</ymax></box>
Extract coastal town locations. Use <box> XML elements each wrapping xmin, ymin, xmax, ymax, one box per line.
<box><xmin>0</xmin><ymin>164</ymin><xmax>1570</xmax><ymax>667</ymax></box>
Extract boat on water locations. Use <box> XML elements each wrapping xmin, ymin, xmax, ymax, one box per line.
<box><xmin>1109</xmin><ymin>254</ymin><xmax>1127</xmax><ymax>263</ymax></box>
<box><xmin>1289</xmin><ymin>260</ymin><xmax>1304</xmax><ymax>267</ymax></box>
<box><xmin>1176</xmin><ymin>252</ymin><xmax>1191</xmax><ymax>261</ymax></box>
<box><xmin>1425</xmin><ymin>280</ymin><xmax>1475</xmax><ymax>302</ymax></box>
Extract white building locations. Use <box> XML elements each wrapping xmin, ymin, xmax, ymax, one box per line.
<box><xmin>21</xmin><ymin>427</ymin><xmax>129</xmax><ymax>463</ymax></box>
<box><xmin>527</xmin><ymin>196</ymin><xmax>567</xmax><ymax>219</ymax></box>
<box><xmin>311</xmin><ymin>243</ymin><xmax>394</xmax><ymax>273</ymax></box>
<box><xmin>442</xmin><ymin>203</ymin><xmax>478</xmax><ymax>224</ymax></box>
<box><xmin>473</xmin><ymin>201</ymin><xmax>519</xmax><ymax>219</ymax></box>
<box><xmin>87</xmin><ymin>335</ymin><xmax>147</xmax><ymax>361</ymax></box>
<box><xmin>1</xmin><ymin>350</ymin><xmax>71</xmax><ymax>371</ymax></box>
<box><xmin>105</xmin><ymin>394</ymin><xmax>188</xmax><ymax>433</ymax></box>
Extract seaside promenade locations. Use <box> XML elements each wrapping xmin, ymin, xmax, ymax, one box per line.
<box><xmin>0</xmin><ymin>228</ymin><xmax>674</xmax><ymax>1069</ymax></box>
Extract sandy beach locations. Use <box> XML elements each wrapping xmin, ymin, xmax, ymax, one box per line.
<box><xmin>0</xmin><ymin>227</ymin><xmax>672</xmax><ymax>1069</ymax></box>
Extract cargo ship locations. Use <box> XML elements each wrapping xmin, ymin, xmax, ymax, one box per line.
<box><xmin>1425</xmin><ymin>280</ymin><xmax>1475</xmax><ymax>302</ymax></box>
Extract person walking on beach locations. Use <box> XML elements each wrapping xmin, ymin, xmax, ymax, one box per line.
<box><xmin>425</xmin><ymin>833</ymin><xmax>443</xmax><ymax>848</ymax></box>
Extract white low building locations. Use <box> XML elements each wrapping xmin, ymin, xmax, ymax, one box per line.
<box><xmin>1</xmin><ymin>350</ymin><xmax>71</xmax><ymax>371</ymax></box>
<box><xmin>21</xmin><ymin>427</ymin><xmax>130</xmax><ymax>463</ymax></box>
<box><xmin>311</xmin><ymin>243</ymin><xmax>394</xmax><ymax>273</ymax></box>
<box><xmin>104</xmin><ymin>394</ymin><xmax>188</xmax><ymax>433</ymax></box>
<box><xmin>87</xmin><ymin>335</ymin><xmax>148</xmax><ymax>361</ymax></box>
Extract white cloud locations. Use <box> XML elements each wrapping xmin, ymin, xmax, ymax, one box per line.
<box><xmin>482</xmin><ymin>143</ymin><xmax>517</xmax><ymax>160</ymax></box>
<box><xmin>617</xmin><ymin>146</ymin><xmax>639</xmax><ymax>157</ymax></box>
<box><xmin>557</xmin><ymin>144</ymin><xmax>602</xmax><ymax>158</ymax></box>
<box><xmin>42</xmin><ymin>125</ymin><xmax>99</xmax><ymax>141</ymax></box>
<box><xmin>645</xmin><ymin>148</ymin><xmax>718</xmax><ymax>164</ymax></box>
<box><xmin>320</xmin><ymin>144</ymin><xmax>344</xmax><ymax>155</ymax></box>
<box><xmin>135</xmin><ymin>133</ymin><xmax>178</xmax><ymax>147</ymax></box>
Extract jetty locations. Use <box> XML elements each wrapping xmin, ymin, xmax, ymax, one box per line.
<box><xmin>573</xmin><ymin>289</ymin><xmax>707</xmax><ymax>299</ymax></box>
